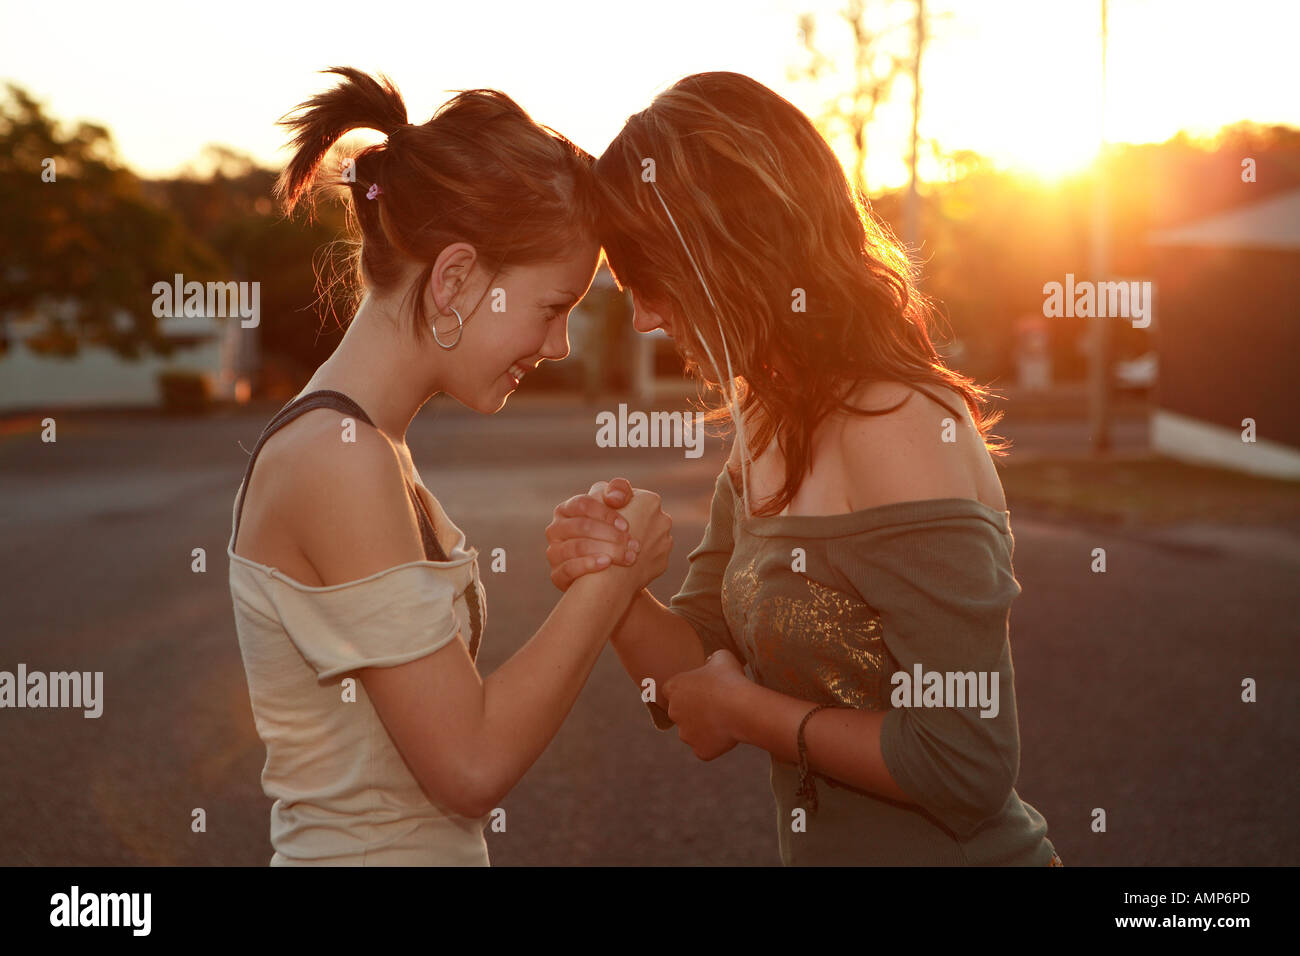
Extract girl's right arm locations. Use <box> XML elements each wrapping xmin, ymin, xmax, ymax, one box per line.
<box><xmin>606</xmin><ymin>588</ymin><xmax>711</xmax><ymax>715</ymax></box>
<box><xmin>545</xmin><ymin>478</ymin><xmax>715</xmax><ymax>722</ymax></box>
<box><xmin>286</xmin><ymin>425</ymin><xmax>672</xmax><ymax>819</ymax></box>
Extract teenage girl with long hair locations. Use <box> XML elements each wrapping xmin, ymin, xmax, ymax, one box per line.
<box><xmin>546</xmin><ymin>71</ymin><xmax>1061</xmax><ymax>866</ymax></box>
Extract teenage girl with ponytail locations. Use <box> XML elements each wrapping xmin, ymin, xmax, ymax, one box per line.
<box><xmin>227</xmin><ymin>68</ymin><xmax>671</xmax><ymax>865</ymax></box>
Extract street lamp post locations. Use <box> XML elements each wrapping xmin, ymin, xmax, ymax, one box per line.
<box><xmin>1088</xmin><ymin>0</ymin><xmax>1112</xmax><ymax>454</ymax></box>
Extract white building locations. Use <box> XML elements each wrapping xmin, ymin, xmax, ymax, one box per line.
<box><xmin>0</xmin><ymin>305</ymin><xmax>253</xmax><ymax>412</ymax></box>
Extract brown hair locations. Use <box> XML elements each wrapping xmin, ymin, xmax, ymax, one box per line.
<box><xmin>275</xmin><ymin>66</ymin><xmax>599</xmax><ymax>339</ymax></box>
<box><xmin>594</xmin><ymin>71</ymin><xmax>1005</xmax><ymax>517</ymax></box>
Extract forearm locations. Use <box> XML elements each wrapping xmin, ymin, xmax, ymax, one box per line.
<box><xmin>476</xmin><ymin>569</ymin><xmax>637</xmax><ymax>805</ymax></box>
<box><xmin>728</xmin><ymin>681</ymin><xmax>914</xmax><ymax>806</ymax></box>
<box><xmin>609</xmin><ymin>588</ymin><xmax>708</xmax><ymax>711</ymax></box>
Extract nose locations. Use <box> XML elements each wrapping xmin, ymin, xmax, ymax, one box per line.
<box><xmin>632</xmin><ymin>301</ymin><xmax>667</xmax><ymax>335</ymax></box>
<box><xmin>632</xmin><ymin>310</ymin><xmax>660</xmax><ymax>334</ymax></box>
<box><xmin>541</xmin><ymin>315</ymin><xmax>571</xmax><ymax>362</ymax></box>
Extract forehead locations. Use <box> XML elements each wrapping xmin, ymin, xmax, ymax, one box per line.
<box><xmin>514</xmin><ymin>240</ymin><xmax>600</xmax><ymax>291</ymax></box>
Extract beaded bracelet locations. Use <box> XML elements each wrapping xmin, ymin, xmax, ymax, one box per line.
<box><xmin>794</xmin><ymin>703</ymin><xmax>839</xmax><ymax>813</ymax></box>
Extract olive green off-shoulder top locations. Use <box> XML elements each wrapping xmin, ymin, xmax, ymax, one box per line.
<box><xmin>654</xmin><ymin>467</ymin><xmax>1058</xmax><ymax>866</ymax></box>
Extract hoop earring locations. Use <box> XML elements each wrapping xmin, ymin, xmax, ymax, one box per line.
<box><xmin>432</xmin><ymin>306</ymin><xmax>464</xmax><ymax>350</ymax></box>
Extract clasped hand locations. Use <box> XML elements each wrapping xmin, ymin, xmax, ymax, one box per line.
<box><xmin>664</xmin><ymin>649</ymin><xmax>748</xmax><ymax>760</ymax></box>
<box><xmin>544</xmin><ymin>477</ymin><xmax>672</xmax><ymax>594</ymax></box>
<box><xmin>544</xmin><ymin>477</ymin><xmax>750</xmax><ymax>760</ymax></box>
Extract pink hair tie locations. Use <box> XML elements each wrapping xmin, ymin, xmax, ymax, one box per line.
<box><xmin>366</xmin><ymin>183</ymin><xmax>382</xmax><ymax>200</ymax></box>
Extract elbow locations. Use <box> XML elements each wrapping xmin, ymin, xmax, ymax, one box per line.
<box><xmin>417</xmin><ymin>762</ymin><xmax>500</xmax><ymax>822</ymax></box>
<box><xmin>966</xmin><ymin>771</ymin><xmax>1016</xmax><ymax>827</ymax></box>
<box><xmin>940</xmin><ymin>758</ymin><xmax>1017</xmax><ymax>838</ymax></box>
<box><xmin>890</xmin><ymin>710</ymin><xmax>1020</xmax><ymax>837</ymax></box>
<box><xmin>454</xmin><ymin>794</ymin><xmax>498</xmax><ymax>822</ymax></box>
<box><xmin>445</xmin><ymin>784</ymin><xmax>496</xmax><ymax>822</ymax></box>
<box><xmin>452</xmin><ymin>771</ymin><xmax>502</xmax><ymax>821</ymax></box>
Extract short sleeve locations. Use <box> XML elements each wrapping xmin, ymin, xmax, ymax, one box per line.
<box><xmin>827</xmin><ymin>513</ymin><xmax>1024</xmax><ymax>839</ymax></box>
<box><xmin>266</xmin><ymin>564</ymin><xmax>465</xmax><ymax>680</ymax></box>
<box><xmin>651</xmin><ymin>468</ymin><xmax>743</xmax><ymax>730</ymax></box>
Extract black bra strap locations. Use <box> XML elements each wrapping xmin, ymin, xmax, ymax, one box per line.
<box><xmin>406</xmin><ymin>482</ymin><xmax>449</xmax><ymax>562</ymax></box>
<box><xmin>233</xmin><ymin>388</ymin><xmax>481</xmax><ymax>657</ymax></box>
<box><xmin>234</xmin><ymin>389</ymin><xmax>445</xmax><ymax>561</ymax></box>
<box><xmin>259</xmin><ymin>389</ymin><xmax>374</xmax><ymax>439</ymax></box>
<box><xmin>233</xmin><ymin>390</ymin><xmax>375</xmax><ymax>544</ymax></box>
<box><xmin>908</xmin><ymin>384</ymin><xmax>966</xmax><ymax>422</ymax></box>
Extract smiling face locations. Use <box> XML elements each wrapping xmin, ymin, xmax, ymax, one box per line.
<box><xmin>428</xmin><ymin>238</ymin><xmax>601</xmax><ymax>413</ymax></box>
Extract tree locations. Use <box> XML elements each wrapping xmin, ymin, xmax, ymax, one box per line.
<box><xmin>0</xmin><ymin>83</ymin><xmax>219</xmax><ymax>358</ymax></box>
<box><xmin>790</xmin><ymin>1</ymin><xmax>914</xmax><ymax>197</ymax></box>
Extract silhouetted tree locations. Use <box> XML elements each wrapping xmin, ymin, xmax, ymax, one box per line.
<box><xmin>0</xmin><ymin>83</ymin><xmax>218</xmax><ymax>358</ymax></box>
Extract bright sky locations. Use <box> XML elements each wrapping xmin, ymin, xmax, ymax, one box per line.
<box><xmin>2</xmin><ymin>0</ymin><xmax>1295</xmax><ymax>190</ymax></box>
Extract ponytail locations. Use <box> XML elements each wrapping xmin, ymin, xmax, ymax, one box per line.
<box><xmin>274</xmin><ymin>66</ymin><xmax>408</xmax><ymax>217</ymax></box>
<box><xmin>272</xmin><ymin>66</ymin><xmax>599</xmax><ymax>342</ymax></box>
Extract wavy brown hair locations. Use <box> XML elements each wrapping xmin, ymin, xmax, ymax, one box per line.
<box><xmin>275</xmin><ymin>66</ymin><xmax>599</xmax><ymax>340</ymax></box>
<box><xmin>594</xmin><ymin>71</ymin><xmax>1005</xmax><ymax>517</ymax></box>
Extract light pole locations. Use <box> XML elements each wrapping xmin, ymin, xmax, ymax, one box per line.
<box><xmin>1088</xmin><ymin>0</ymin><xmax>1112</xmax><ymax>454</ymax></box>
<box><xmin>904</xmin><ymin>0</ymin><xmax>925</xmax><ymax>256</ymax></box>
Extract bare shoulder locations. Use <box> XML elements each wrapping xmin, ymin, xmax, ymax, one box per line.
<box><xmin>834</xmin><ymin>380</ymin><xmax>1002</xmax><ymax>511</ymax></box>
<box><xmin>259</xmin><ymin>409</ymin><xmax>426</xmax><ymax>583</ymax></box>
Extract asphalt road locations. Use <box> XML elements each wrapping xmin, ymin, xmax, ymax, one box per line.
<box><xmin>0</xmin><ymin>396</ymin><xmax>1295</xmax><ymax>865</ymax></box>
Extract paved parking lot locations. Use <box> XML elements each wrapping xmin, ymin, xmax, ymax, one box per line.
<box><xmin>1</xmin><ymin>397</ymin><xmax>1294</xmax><ymax>865</ymax></box>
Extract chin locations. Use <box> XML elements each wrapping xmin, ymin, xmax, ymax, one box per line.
<box><xmin>481</xmin><ymin>384</ymin><xmax>516</xmax><ymax>414</ymax></box>
<box><xmin>448</xmin><ymin>376</ymin><xmax>517</xmax><ymax>414</ymax></box>
<box><xmin>478</xmin><ymin>395</ymin><xmax>510</xmax><ymax>414</ymax></box>
<box><xmin>445</xmin><ymin>391</ymin><xmax>496</xmax><ymax>415</ymax></box>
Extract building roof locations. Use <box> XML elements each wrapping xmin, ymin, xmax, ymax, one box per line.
<box><xmin>1148</xmin><ymin>188</ymin><xmax>1300</xmax><ymax>251</ymax></box>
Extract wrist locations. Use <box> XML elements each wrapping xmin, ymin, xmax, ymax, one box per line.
<box><xmin>723</xmin><ymin>673</ymin><xmax>760</xmax><ymax>745</ymax></box>
<box><xmin>608</xmin><ymin>587</ymin><xmax>650</xmax><ymax>644</ymax></box>
<box><xmin>568</xmin><ymin>563</ymin><xmax>640</xmax><ymax>613</ymax></box>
